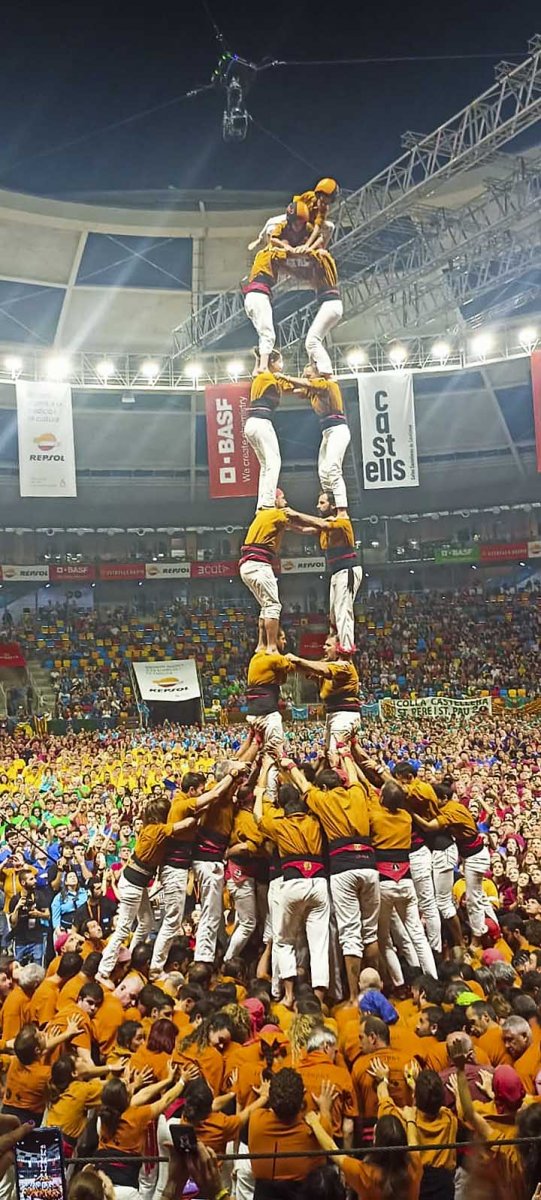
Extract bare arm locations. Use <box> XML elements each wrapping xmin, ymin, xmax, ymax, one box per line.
<box><xmin>285</xmin><ymin>507</ymin><xmax>329</xmax><ymax>531</ymax></box>
<box><xmin>280</xmin><ymin>758</ymin><xmax>310</xmax><ymax>796</ymax></box>
<box><xmin>286</xmin><ymin>654</ymin><xmax>332</xmax><ymax>679</ymax></box>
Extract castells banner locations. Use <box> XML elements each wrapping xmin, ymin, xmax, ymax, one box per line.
<box><xmin>205</xmin><ymin>383</ymin><xmax>258</xmax><ymax>499</ymax></box>
<box><xmin>132</xmin><ymin>659</ymin><xmax>201</xmax><ymax>702</ymax></box>
<box><xmin>16</xmin><ymin>381</ymin><xmax>77</xmax><ymax>498</ymax></box>
<box><xmin>357</xmin><ymin>372</ymin><xmax>419</xmax><ymax>489</ymax></box>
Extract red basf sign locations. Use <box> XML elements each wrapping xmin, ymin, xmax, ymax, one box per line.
<box><xmin>205</xmin><ymin>383</ymin><xmax>258</xmax><ymax>499</ymax></box>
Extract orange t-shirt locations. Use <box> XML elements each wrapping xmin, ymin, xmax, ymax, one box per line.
<box><xmin>191</xmin><ymin>1112</ymin><xmax>243</xmax><ymax>1154</ymax></box>
<box><xmin>352</xmin><ymin>1047</ymin><xmax>410</xmax><ymax>1119</ymax></box>
<box><xmin>173</xmin><ymin>1045</ymin><xmax>224</xmax><ymax>1097</ymax></box>
<box><xmin>476</xmin><ymin>1026</ymin><xmax>512</xmax><ymax>1068</ymax></box>
<box><xmin>99</xmin><ymin>1103</ymin><xmax>153</xmax><ymax>1153</ymax></box>
<box><xmin>4</xmin><ymin>1058</ymin><xmax>50</xmax><ymax>1114</ymax></box>
<box><xmin>248</xmin><ymin>1109</ymin><xmax>329</xmax><ymax>1181</ymax></box>
<box><xmin>55</xmin><ymin>973</ymin><xmax>86</xmax><ymax>1011</ymax></box>
<box><xmin>131</xmin><ymin>1045</ymin><xmax>170</xmax><ymax>1081</ymax></box>
<box><xmin>1</xmin><ymin>987</ymin><xmax>30</xmax><ymax>1044</ymax></box>
<box><xmin>93</xmin><ymin>994</ymin><xmax>125</xmax><ymax>1056</ymax></box>
<box><xmin>298</xmin><ymin>1050</ymin><xmax>358</xmax><ymax>1136</ymax></box>
<box><xmin>28</xmin><ymin>978</ymin><xmax>60</xmax><ymax>1026</ymax></box>
<box><xmin>341</xmin><ymin>1151</ymin><xmax>422</xmax><ymax>1200</ymax></box>
<box><xmin>50</xmin><ymin>1002</ymin><xmax>93</xmax><ymax>1052</ymax></box>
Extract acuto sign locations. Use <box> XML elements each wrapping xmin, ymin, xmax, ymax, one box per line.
<box><xmin>205</xmin><ymin>384</ymin><xmax>258</xmax><ymax>499</ymax></box>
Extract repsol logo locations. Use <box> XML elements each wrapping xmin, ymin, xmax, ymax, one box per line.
<box><xmin>30</xmin><ymin>454</ymin><xmax>65</xmax><ymax>462</ymax></box>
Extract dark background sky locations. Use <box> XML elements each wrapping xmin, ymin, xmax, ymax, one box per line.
<box><xmin>0</xmin><ymin>0</ymin><xmax>539</xmax><ymax>198</ymax></box>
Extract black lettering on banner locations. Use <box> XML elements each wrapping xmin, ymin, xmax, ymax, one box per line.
<box><xmin>364</xmin><ymin>385</ymin><xmax>408</xmax><ymax>486</ymax></box>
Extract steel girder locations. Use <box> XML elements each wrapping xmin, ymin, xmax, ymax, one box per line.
<box><xmin>172</xmin><ymin>38</ymin><xmax>541</xmax><ymax>358</ymax></box>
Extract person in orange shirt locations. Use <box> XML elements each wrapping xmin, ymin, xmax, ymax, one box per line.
<box><xmin>79</xmin><ymin>917</ymin><xmax>105</xmax><ymax>959</ymax></box>
<box><xmin>3</xmin><ymin>1015</ymin><xmax>82</xmax><ymax>1124</ymax></box>
<box><xmin>95</xmin><ymin>1064</ymin><xmax>190</xmax><ymax>1195</ymax></box>
<box><xmin>465</xmin><ymin>1001</ymin><xmax>512</xmax><ymax>1067</ymax></box>
<box><xmin>414</xmin><ymin>1005</ymin><xmax>449</xmax><ymax>1072</ymax></box>
<box><xmin>131</xmin><ymin>1018</ymin><xmax>178</xmax><ymax>1081</ymax></box>
<box><xmin>50</xmin><ymin>980</ymin><xmax>103</xmax><ymax>1069</ymax></box>
<box><xmin>173</xmin><ymin>1014</ymin><xmax>229</xmax><ymax>1097</ymax></box>
<box><xmin>29</xmin><ymin>951</ymin><xmax>83</xmax><ymax>1025</ymax></box>
<box><xmin>350</xmin><ymin>1016</ymin><xmax>411</xmax><ymax>1137</ymax></box>
<box><xmin>98</xmin><ymin>796</ymin><xmax>198</xmax><ymax>983</ymax></box>
<box><xmin>224</xmin><ymin>788</ymin><xmax>267</xmax><ymax>960</ymax></box>
<box><xmin>297</xmin><ymin>1026</ymin><xmax>358</xmax><ymax>1147</ymax></box>
<box><xmin>306</xmin><ymin>1094</ymin><xmax>422</xmax><ymax>1200</ymax></box>
<box><xmin>178</xmin><ymin>1074</ymin><xmax>270</xmax><ymax>1154</ymax></box>
<box><xmin>502</xmin><ymin>1015</ymin><xmax>541</xmax><ymax>1093</ymax></box>
<box><xmin>171</xmin><ymin>985</ymin><xmax>201</xmax><ymax>1036</ymax></box>
<box><xmin>286</xmin><ymin>493</ymin><xmax>362</xmax><ymax>655</ymax></box>
<box><xmin>44</xmin><ymin>1054</ymin><xmax>105</xmax><ymax>1158</ymax></box>
<box><xmin>239</xmin><ymin>504</ymin><xmax>292</xmax><ymax>656</ymax></box>
<box><xmin>248</xmin><ymin>1066</ymin><xmax>333</xmax><ymax>1190</ymax></box>
<box><xmin>0</xmin><ymin>962</ymin><xmax>43</xmax><ymax>1046</ymax></box>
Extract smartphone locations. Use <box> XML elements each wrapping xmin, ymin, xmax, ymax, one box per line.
<box><xmin>15</xmin><ymin>1127</ymin><xmax>66</xmax><ymax>1200</ymax></box>
<box><xmin>170</xmin><ymin>1123</ymin><xmax>198</xmax><ymax>1154</ymax></box>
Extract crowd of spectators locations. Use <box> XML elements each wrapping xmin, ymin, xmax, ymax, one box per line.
<box><xmin>1</xmin><ymin>586</ymin><xmax>538</xmax><ymax>727</ymax></box>
<box><xmin>0</xmin><ymin>713</ymin><xmax>537</xmax><ymax>1197</ymax></box>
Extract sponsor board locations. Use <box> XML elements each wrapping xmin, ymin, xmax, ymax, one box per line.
<box><xmin>358</xmin><ymin>372</ymin><xmax>419</xmax><ymax>489</ymax></box>
<box><xmin>145</xmin><ymin>563</ymin><xmax>191</xmax><ymax>579</ymax></box>
<box><xmin>205</xmin><ymin>384</ymin><xmax>258</xmax><ymax>498</ymax></box>
<box><xmin>16</xmin><ymin>381</ymin><xmax>77</xmax><ymax>497</ymax></box>
<box><xmin>133</xmin><ymin>659</ymin><xmax>201</xmax><ymax>702</ymax></box>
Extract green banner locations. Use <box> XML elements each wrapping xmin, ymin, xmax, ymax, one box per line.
<box><xmin>435</xmin><ymin>546</ymin><xmax>480</xmax><ymax>565</ymax></box>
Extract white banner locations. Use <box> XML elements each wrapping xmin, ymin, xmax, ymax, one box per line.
<box><xmin>528</xmin><ymin>541</ymin><xmax>541</xmax><ymax>559</ymax></box>
<box><xmin>358</xmin><ymin>372</ymin><xmax>418</xmax><ymax>489</ymax></box>
<box><xmin>379</xmin><ymin>696</ymin><xmax>491</xmax><ymax>721</ymax></box>
<box><xmin>280</xmin><ymin>557</ymin><xmax>326</xmax><ymax>575</ymax></box>
<box><xmin>145</xmin><ymin>562</ymin><xmax>191</xmax><ymax>579</ymax></box>
<box><xmin>133</xmin><ymin>659</ymin><xmax>201</xmax><ymax>702</ymax></box>
<box><xmin>16</xmin><ymin>381</ymin><xmax>77</xmax><ymax>497</ymax></box>
<box><xmin>1</xmin><ymin>565</ymin><xmax>50</xmax><ymax>581</ymax></box>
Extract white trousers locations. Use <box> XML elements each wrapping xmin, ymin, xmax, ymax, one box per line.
<box><xmin>330</xmin><ymin>868</ymin><xmax>380</xmax><ymax>958</ymax></box>
<box><xmin>432</xmin><ymin>844</ymin><xmax>459</xmax><ymax>920</ymax></box>
<box><xmin>409</xmin><ymin>845</ymin><xmax>442</xmax><ymax>953</ymax></box>
<box><xmin>239</xmin><ymin>560</ymin><xmax>281</xmax><ymax>621</ymax></box>
<box><xmin>264</xmin><ymin>875</ymin><xmax>284</xmax><ymax>998</ymax></box>
<box><xmin>246</xmin><ymin>710</ymin><xmax>283</xmax><ymax>801</ymax></box>
<box><xmin>329</xmin><ymin>565</ymin><xmax>363</xmax><ymax>652</ymax></box>
<box><xmin>306</xmin><ymin>298</ymin><xmax>344</xmax><ymax>375</ymax></box>
<box><xmin>233</xmin><ymin>1143</ymin><xmax>254</xmax><ymax>1200</ymax></box>
<box><xmin>325</xmin><ymin>710</ymin><xmax>360</xmax><ymax>751</ymax></box>
<box><xmin>150</xmin><ymin>865</ymin><xmax>189</xmax><ymax>972</ymax></box>
<box><xmin>227</xmin><ymin>878</ymin><xmax>257</xmax><ymax>958</ymax></box>
<box><xmin>244</xmin><ymin>416</ymin><xmax>281</xmax><ymax>510</ymax></box>
<box><xmin>277</xmin><ymin>877</ymin><xmax>330</xmax><ymax>989</ymax></box>
<box><xmin>464</xmin><ymin>846</ymin><xmax>490</xmax><ymax>937</ymax></box>
<box><xmin>99</xmin><ymin>873</ymin><xmax>154</xmax><ymax>978</ymax></box>
<box><xmin>193</xmin><ymin>859</ymin><xmax>225</xmax><ymax>962</ymax></box>
<box><xmin>378</xmin><ymin>877</ymin><xmax>437</xmax><ymax>987</ymax></box>
<box><xmin>244</xmin><ymin>292</ymin><xmax>275</xmax><ymax>358</ymax></box>
<box><xmin>318</xmin><ymin>424</ymin><xmax>351</xmax><ymax>509</ymax></box>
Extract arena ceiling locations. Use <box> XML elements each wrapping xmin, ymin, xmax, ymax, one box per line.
<box><xmin>0</xmin><ymin>39</ymin><xmax>539</xmax><ymax>527</ymax></box>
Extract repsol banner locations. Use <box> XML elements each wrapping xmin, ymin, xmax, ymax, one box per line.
<box><xmin>378</xmin><ymin>696</ymin><xmax>492</xmax><ymax>721</ymax></box>
<box><xmin>358</xmin><ymin>372</ymin><xmax>419</xmax><ymax>489</ymax></box>
<box><xmin>133</xmin><ymin>659</ymin><xmax>201</xmax><ymax>702</ymax></box>
<box><xmin>205</xmin><ymin>383</ymin><xmax>258</xmax><ymax>499</ymax></box>
<box><xmin>16</xmin><ymin>381</ymin><xmax>77</xmax><ymax>497</ymax></box>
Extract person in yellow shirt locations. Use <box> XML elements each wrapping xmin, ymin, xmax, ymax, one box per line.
<box><xmin>224</xmin><ymin>787</ymin><xmax>266</xmax><ymax>960</ymax></box>
<box><xmin>239</xmin><ymin>494</ymin><xmax>291</xmax><ymax>653</ymax></box>
<box><xmin>282</xmin><ymin>365</ymin><xmax>350</xmax><ymax>508</ymax></box>
<box><xmin>287</xmin><ymin>633</ymin><xmax>360</xmax><ymax>749</ymax></box>
<box><xmin>286</xmin><ymin>491</ymin><xmax>362</xmax><ymax>654</ymax></box>
<box><xmin>244</xmin><ymin>350</ymin><xmax>294</xmax><ymax>511</ymax></box>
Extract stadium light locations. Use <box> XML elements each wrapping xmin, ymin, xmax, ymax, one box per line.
<box><xmin>431</xmin><ymin>340</ymin><xmax>450</xmax><ymax>362</ymax></box>
<box><xmin>227</xmin><ymin>359</ymin><xmax>244</xmax><ymax>380</ymax></box>
<box><xmin>46</xmin><ymin>356</ymin><xmax>71</xmax><ymax>380</ymax></box>
<box><xmin>185</xmin><ymin>361</ymin><xmax>203</xmax><ymax>380</ymax></box>
<box><xmin>346</xmin><ymin>348</ymin><xmax>367</xmax><ymax>370</ymax></box>
<box><xmin>4</xmin><ymin>355</ymin><xmax>22</xmax><ymax>380</ymax></box>
<box><xmin>389</xmin><ymin>344</ymin><xmax>408</xmax><ymax>367</ymax></box>
<box><xmin>141</xmin><ymin>360</ymin><xmax>160</xmax><ymax>382</ymax></box>
<box><xmin>96</xmin><ymin>359</ymin><xmax>115</xmax><ymax>382</ymax></box>
<box><xmin>518</xmin><ymin>326</ymin><xmax>538</xmax><ymax>352</ymax></box>
<box><xmin>470</xmin><ymin>332</ymin><xmax>494</xmax><ymax>359</ymax></box>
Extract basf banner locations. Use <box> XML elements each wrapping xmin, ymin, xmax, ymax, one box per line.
<box><xmin>205</xmin><ymin>383</ymin><xmax>258</xmax><ymax>499</ymax></box>
<box><xmin>16</xmin><ymin>381</ymin><xmax>77</xmax><ymax>497</ymax></box>
<box><xmin>133</xmin><ymin>659</ymin><xmax>201</xmax><ymax>702</ymax></box>
<box><xmin>358</xmin><ymin>372</ymin><xmax>419</xmax><ymax>489</ymax></box>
